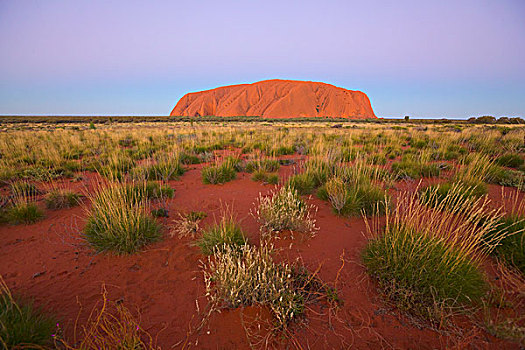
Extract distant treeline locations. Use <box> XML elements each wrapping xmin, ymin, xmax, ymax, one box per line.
<box><xmin>0</xmin><ymin>115</ymin><xmax>522</xmax><ymax>124</ymax></box>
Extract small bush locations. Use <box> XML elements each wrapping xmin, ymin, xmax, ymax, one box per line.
<box><xmin>196</xmin><ymin>216</ymin><xmax>247</xmax><ymax>255</ymax></box>
<box><xmin>321</xmin><ymin>177</ymin><xmax>387</xmax><ymax>217</ymax></box>
<box><xmin>45</xmin><ymin>189</ymin><xmax>80</xmax><ymax>209</ymax></box>
<box><xmin>180</xmin><ymin>152</ymin><xmax>202</xmax><ymax>165</ymax></box>
<box><xmin>251</xmin><ymin>170</ymin><xmax>268</xmax><ymax>182</ymax></box>
<box><xmin>254</xmin><ymin>186</ymin><xmax>318</xmax><ymax>236</ymax></box>
<box><xmin>0</xmin><ymin>278</ymin><xmax>56</xmax><ymax>348</ymax></box>
<box><xmin>84</xmin><ymin>183</ymin><xmax>162</xmax><ymax>254</ymax></box>
<box><xmin>266</xmin><ymin>173</ymin><xmax>279</xmax><ymax>185</ymax></box>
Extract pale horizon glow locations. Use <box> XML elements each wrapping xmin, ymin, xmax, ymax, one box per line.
<box><xmin>1</xmin><ymin>0</ymin><xmax>524</xmax><ymax>119</ymax></box>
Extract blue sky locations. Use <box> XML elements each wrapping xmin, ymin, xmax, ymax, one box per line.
<box><xmin>1</xmin><ymin>0</ymin><xmax>524</xmax><ymax>118</ymax></box>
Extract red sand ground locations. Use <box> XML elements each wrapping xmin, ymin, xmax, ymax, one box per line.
<box><xmin>170</xmin><ymin>80</ymin><xmax>376</xmax><ymax>119</ymax></box>
<box><xmin>0</xmin><ymin>161</ymin><xmax>521</xmax><ymax>349</ymax></box>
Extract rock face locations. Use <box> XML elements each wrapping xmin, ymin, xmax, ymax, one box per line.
<box><xmin>170</xmin><ymin>79</ymin><xmax>376</xmax><ymax>119</ymax></box>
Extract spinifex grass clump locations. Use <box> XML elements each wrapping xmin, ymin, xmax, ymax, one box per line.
<box><xmin>363</xmin><ymin>189</ymin><xmax>504</xmax><ymax>321</ymax></box>
<box><xmin>254</xmin><ymin>186</ymin><xmax>318</xmax><ymax>236</ymax></box>
<box><xmin>486</xmin><ymin>191</ymin><xmax>525</xmax><ymax>274</ymax></box>
<box><xmin>9</xmin><ymin>181</ymin><xmax>41</xmax><ymax>197</ymax></box>
<box><xmin>496</xmin><ymin>153</ymin><xmax>524</xmax><ymax>169</ymax></box>
<box><xmin>145</xmin><ymin>152</ymin><xmax>185</xmax><ymax>181</ymax></box>
<box><xmin>251</xmin><ymin>170</ymin><xmax>279</xmax><ymax>184</ymax></box>
<box><xmin>83</xmin><ymin>182</ymin><xmax>161</xmax><ymax>254</ymax></box>
<box><xmin>0</xmin><ymin>277</ymin><xmax>56</xmax><ymax>349</ymax></box>
<box><xmin>318</xmin><ymin>159</ymin><xmax>388</xmax><ymax>216</ymax></box>
<box><xmin>45</xmin><ymin>189</ymin><xmax>81</xmax><ymax>209</ymax></box>
<box><xmin>143</xmin><ymin>181</ymin><xmax>174</xmax><ymax>199</ymax></box>
<box><xmin>285</xmin><ymin>157</ymin><xmax>335</xmax><ymax>195</ymax></box>
<box><xmin>97</xmin><ymin>152</ymin><xmax>135</xmax><ymax>181</ymax></box>
<box><xmin>455</xmin><ymin>153</ymin><xmax>493</xmax><ymax>190</ymax></box>
<box><xmin>203</xmin><ymin>244</ymin><xmax>332</xmax><ymax>329</ymax></box>
<box><xmin>202</xmin><ymin>157</ymin><xmax>238</xmax><ymax>184</ymax></box>
<box><xmin>196</xmin><ymin>215</ymin><xmax>247</xmax><ymax>255</ymax></box>
<box><xmin>423</xmin><ymin>154</ymin><xmax>491</xmax><ymax>205</ymax></box>
<box><xmin>421</xmin><ymin>182</ymin><xmax>488</xmax><ymax>211</ymax></box>
<box><xmin>486</xmin><ymin>165</ymin><xmax>523</xmax><ymax>188</ymax></box>
<box><xmin>491</xmin><ymin>216</ymin><xmax>525</xmax><ymax>274</ymax></box>
<box><xmin>285</xmin><ymin>173</ymin><xmax>316</xmax><ymax>195</ymax></box>
<box><xmin>5</xmin><ymin>181</ymin><xmax>44</xmax><ymax>224</ymax></box>
<box><xmin>244</xmin><ymin>158</ymin><xmax>280</xmax><ymax>173</ymax></box>
<box><xmin>391</xmin><ymin>154</ymin><xmax>442</xmax><ymax>180</ymax></box>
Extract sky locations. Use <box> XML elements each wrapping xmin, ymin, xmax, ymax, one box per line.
<box><xmin>0</xmin><ymin>0</ymin><xmax>524</xmax><ymax>118</ymax></box>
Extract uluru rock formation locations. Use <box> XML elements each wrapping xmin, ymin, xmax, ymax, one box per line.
<box><xmin>170</xmin><ymin>79</ymin><xmax>376</xmax><ymax>119</ymax></box>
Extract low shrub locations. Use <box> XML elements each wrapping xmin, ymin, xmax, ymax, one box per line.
<box><xmin>485</xmin><ymin>193</ymin><xmax>525</xmax><ymax>274</ymax></box>
<box><xmin>145</xmin><ymin>154</ymin><xmax>185</xmax><ymax>181</ymax></box>
<box><xmin>490</xmin><ymin>216</ymin><xmax>525</xmax><ymax>274</ymax></box>
<box><xmin>486</xmin><ymin>165</ymin><xmax>523</xmax><ymax>188</ymax></box>
<box><xmin>10</xmin><ymin>181</ymin><xmax>40</xmax><ymax>197</ymax></box>
<box><xmin>363</xmin><ymin>226</ymin><xmax>487</xmax><ymax>318</ymax></box>
<box><xmin>151</xmin><ymin>207</ymin><xmax>169</xmax><ymax>218</ymax></box>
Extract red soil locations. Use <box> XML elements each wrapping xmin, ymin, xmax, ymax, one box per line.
<box><xmin>0</xmin><ymin>164</ymin><xmax>520</xmax><ymax>349</ymax></box>
<box><xmin>170</xmin><ymin>80</ymin><xmax>376</xmax><ymax>119</ymax></box>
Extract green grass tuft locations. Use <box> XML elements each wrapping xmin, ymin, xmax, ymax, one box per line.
<box><xmin>196</xmin><ymin>216</ymin><xmax>247</xmax><ymax>255</ymax></box>
<box><xmin>83</xmin><ymin>183</ymin><xmax>162</xmax><ymax>254</ymax></box>
<box><xmin>5</xmin><ymin>203</ymin><xmax>44</xmax><ymax>225</ymax></box>
<box><xmin>496</xmin><ymin>154</ymin><xmax>524</xmax><ymax>169</ymax></box>
<box><xmin>45</xmin><ymin>189</ymin><xmax>81</xmax><ymax>209</ymax></box>
<box><xmin>363</xmin><ymin>225</ymin><xmax>487</xmax><ymax>319</ymax></box>
<box><xmin>1</xmin><ymin>279</ymin><xmax>56</xmax><ymax>349</ymax></box>
<box><xmin>202</xmin><ymin>158</ymin><xmax>238</xmax><ymax>184</ymax></box>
